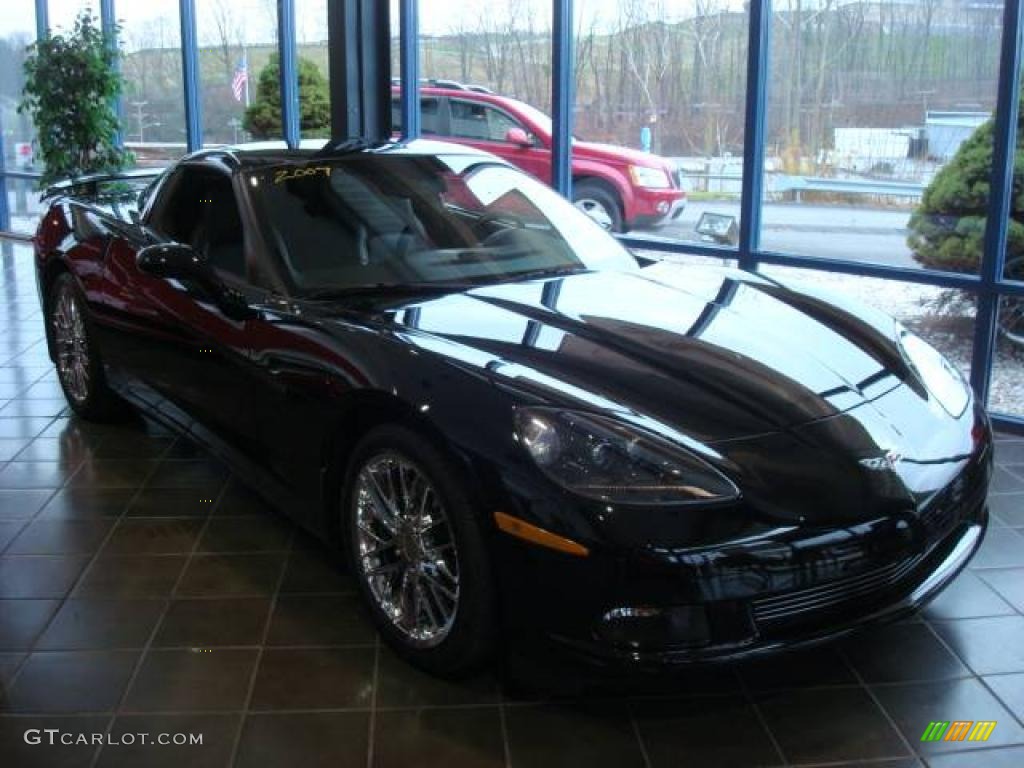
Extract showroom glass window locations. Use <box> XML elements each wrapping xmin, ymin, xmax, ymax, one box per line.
<box><xmin>1</xmin><ymin>2</ymin><xmax>42</xmax><ymax>235</ymax></box>
<box><xmin>573</xmin><ymin>0</ymin><xmax>749</xmax><ymax>251</ymax></box>
<box><xmin>117</xmin><ymin>0</ymin><xmax>187</xmax><ymax>166</ymax></box>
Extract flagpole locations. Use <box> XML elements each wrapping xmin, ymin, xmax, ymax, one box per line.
<box><xmin>243</xmin><ymin>46</ymin><xmax>250</xmax><ymax>108</ymax></box>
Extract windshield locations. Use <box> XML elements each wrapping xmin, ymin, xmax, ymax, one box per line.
<box><xmin>244</xmin><ymin>153</ymin><xmax>636</xmax><ymax>294</ymax></box>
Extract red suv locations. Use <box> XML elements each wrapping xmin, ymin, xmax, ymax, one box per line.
<box><xmin>391</xmin><ymin>82</ymin><xmax>686</xmax><ymax>232</ymax></box>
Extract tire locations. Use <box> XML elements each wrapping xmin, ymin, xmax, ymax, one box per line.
<box><xmin>47</xmin><ymin>273</ymin><xmax>127</xmax><ymax>422</ymax></box>
<box><xmin>572</xmin><ymin>180</ymin><xmax>624</xmax><ymax>233</ymax></box>
<box><xmin>342</xmin><ymin>424</ymin><xmax>495</xmax><ymax>676</ymax></box>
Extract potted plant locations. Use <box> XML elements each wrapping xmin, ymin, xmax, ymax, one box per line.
<box><xmin>18</xmin><ymin>9</ymin><xmax>133</xmax><ymax>188</ymax></box>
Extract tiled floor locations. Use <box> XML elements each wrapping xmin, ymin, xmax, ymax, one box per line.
<box><xmin>1</xmin><ymin>241</ymin><xmax>1024</xmax><ymax>767</ymax></box>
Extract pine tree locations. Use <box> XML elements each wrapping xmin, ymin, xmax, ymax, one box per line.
<box><xmin>243</xmin><ymin>55</ymin><xmax>331</xmax><ymax>140</ymax></box>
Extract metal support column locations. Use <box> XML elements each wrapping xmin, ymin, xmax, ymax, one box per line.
<box><xmin>179</xmin><ymin>0</ymin><xmax>203</xmax><ymax>153</ymax></box>
<box><xmin>398</xmin><ymin>0</ymin><xmax>420</xmax><ymax>139</ymax></box>
<box><xmin>99</xmin><ymin>0</ymin><xmax>123</xmax><ymax>148</ymax></box>
<box><xmin>737</xmin><ymin>0</ymin><xmax>772</xmax><ymax>272</ymax></box>
<box><xmin>35</xmin><ymin>0</ymin><xmax>48</xmax><ymax>39</ymax></box>
<box><xmin>327</xmin><ymin>0</ymin><xmax>391</xmax><ymax>141</ymax></box>
<box><xmin>278</xmin><ymin>0</ymin><xmax>300</xmax><ymax>148</ymax></box>
<box><xmin>551</xmin><ymin>0</ymin><xmax>574</xmax><ymax>197</ymax></box>
<box><xmin>970</xmin><ymin>0</ymin><xmax>1023</xmax><ymax>402</ymax></box>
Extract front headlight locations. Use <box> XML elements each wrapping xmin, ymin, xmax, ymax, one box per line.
<box><xmin>514</xmin><ymin>408</ymin><xmax>739</xmax><ymax>505</ymax></box>
<box><xmin>629</xmin><ymin>165</ymin><xmax>672</xmax><ymax>189</ymax></box>
<box><xmin>898</xmin><ymin>329</ymin><xmax>969</xmax><ymax>417</ymax></box>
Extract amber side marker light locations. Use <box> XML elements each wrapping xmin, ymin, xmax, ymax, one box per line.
<box><xmin>493</xmin><ymin>512</ymin><xmax>589</xmax><ymax>557</ymax></box>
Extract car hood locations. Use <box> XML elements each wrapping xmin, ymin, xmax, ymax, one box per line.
<box><xmin>382</xmin><ymin>263</ymin><xmax>910</xmax><ymax>443</ymax></box>
<box><xmin>572</xmin><ymin>140</ymin><xmax>676</xmax><ymax>171</ymax></box>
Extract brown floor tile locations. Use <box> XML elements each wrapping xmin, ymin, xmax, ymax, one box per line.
<box><xmin>0</xmin><ymin>461</ymin><xmax>75</xmax><ymax>489</ymax></box>
<box><xmin>375</xmin><ymin>648</ymin><xmax>499</xmax><ymax>708</ymax></box>
<box><xmin>101</xmin><ymin>518</ymin><xmax>204</xmax><ymax>556</ymax></box>
<box><xmin>0</xmin><ymin>520</ymin><xmax>25</xmax><ymax>552</ymax></box>
<box><xmin>737</xmin><ymin>645</ymin><xmax>856</xmax><ymax>691</ymax></box>
<box><xmin>7</xmin><ymin>519</ymin><xmax>114</xmax><ymax>555</ymax></box>
<box><xmin>125</xmin><ymin>488</ymin><xmax>218</xmax><ymax>518</ymax></box>
<box><xmin>145</xmin><ymin>460</ymin><xmax>228</xmax><ymax>493</ymax></box>
<box><xmin>632</xmin><ymin>695</ymin><xmax>781</xmax><ymax>768</ymax></box>
<box><xmin>39</xmin><ymin>488</ymin><xmax>135</xmax><ymax>519</ymax></box>
<box><xmin>123</xmin><ymin>648</ymin><xmax>258</xmax><ymax>712</ymax></box>
<box><xmin>175</xmin><ymin>553</ymin><xmax>285</xmax><ymax>597</ymax></box>
<box><xmin>36</xmin><ymin>599</ymin><xmax>166</xmax><ymax>650</ymax></box>
<box><xmin>932</xmin><ymin>616</ymin><xmax>1024</xmax><ymax>675</ymax></box>
<box><xmin>755</xmin><ymin>686</ymin><xmax>907</xmax><ymax>764</ymax></box>
<box><xmin>4</xmin><ymin>650</ymin><xmax>139</xmax><ymax>713</ymax></box>
<box><xmin>69</xmin><ymin>459</ymin><xmax>157</xmax><ymax>489</ymax></box>
<box><xmin>0</xmin><ymin>555</ymin><xmax>90</xmax><ymax>598</ymax></box>
<box><xmin>924</xmin><ymin>569</ymin><xmax>1017</xmax><ymax>620</ymax></box>
<box><xmin>372</xmin><ymin>707</ymin><xmax>505</xmax><ymax>768</ymax></box>
<box><xmin>235</xmin><ymin>711</ymin><xmax>369</xmax><ymax>768</ymax></box>
<box><xmin>265</xmin><ymin>594</ymin><xmax>375</xmax><ymax>646</ymax></box>
<box><xmin>215</xmin><ymin>480</ymin><xmax>278</xmax><ymax>516</ymax></box>
<box><xmin>279</xmin><ymin>548</ymin><xmax>353</xmax><ymax>594</ymax></box>
<box><xmin>506</xmin><ymin>701</ymin><xmax>644</xmax><ymax>768</ymax></box>
<box><xmin>153</xmin><ymin>598</ymin><xmax>271</xmax><ymax>647</ymax></box>
<box><xmin>197</xmin><ymin>515</ymin><xmax>292</xmax><ymax>553</ymax></box>
<box><xmin>841</xmin><ymin>622</ymin><xmax>971</xmax><ymax>683</ymax></box>
<box><xmin>985</xmin><ymin>672</ymin><xmax>1024</xmax><ymax>721</ymax></box>
<box><xmin>0</xmin><ymin>599</ymin><xmax>61</xmax><ymax>650</ymax></box>
<box><xmin>250</xmin><ymin>647</ymin><xmax>375</xmax><ymax>710</ymax></box>
<box><xmin>0</xmin><ymin>489</ymin><xmax>55</xmax><ymax>520</ymax></box>
<box><xmin>74</xmin><ymin>555</ymin><xmax>187</xmax><ymax>598</ymax></box>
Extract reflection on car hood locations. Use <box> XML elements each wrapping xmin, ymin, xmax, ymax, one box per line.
<box><xmin>385</xmin><ymin>263</ymin><xmax>909</xmax><ymax>442</ymax></box>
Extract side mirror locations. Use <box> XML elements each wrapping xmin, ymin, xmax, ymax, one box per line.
<box><xmin>137</xmin><ymin>242</ymin><xmax>214</xmax><ymax>283</ymax></box>
<box><xmin>505</xmin><ymin>127</ymin><xmax>533</xmax><ymax>147</ymax></box>
<box><xmin>136</xmin><ymin>243</ymin><xmax>254</xmax><ymax>321</ymax></box>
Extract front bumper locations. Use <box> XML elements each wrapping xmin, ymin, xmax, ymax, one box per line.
<box><xmin>631</xmin><ymin>189</ymin><xmax>686</xmax><ymax>228</ymax></box>
<box><xmin>494</xmin><ymin>427</ymin><xmax>992</xmax><ymax>669</ymax></box>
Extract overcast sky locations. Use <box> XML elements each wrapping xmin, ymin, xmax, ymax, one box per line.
<box><xmin>1</xmin><ymin>0</ymin><xmax>751</xmax><ymax>44</ymax></box>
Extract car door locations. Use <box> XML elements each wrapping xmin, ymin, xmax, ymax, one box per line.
<box><xmin>447</xmin><ymin>98</ymin><xmax>551</xmax><ymax>180</ymax></box>
<box><xmin>96</xmin><ymin>164</ymin><xmax>265</xmax><ymax>456</ymax></box>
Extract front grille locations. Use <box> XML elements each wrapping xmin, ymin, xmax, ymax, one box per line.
<box><xmin>751</xmin><ymin>554</ymin><xmax>920</xmax><ymax>625</ymax></box>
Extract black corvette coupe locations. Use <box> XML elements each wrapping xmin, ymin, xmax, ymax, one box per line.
<box><xmin>34</xmin><ymin>139</ymin><xmax>991</xmax><ymax>676</ymax></box>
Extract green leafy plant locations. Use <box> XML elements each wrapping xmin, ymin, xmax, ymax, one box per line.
<box><xmin>907</xmin><ymin>100</ymin><xmax>1024</xmax><ymax>273</ymax></box>
<box><xmin>243</xmin><ymin>54</ymin><xmax>331</xmax><ymax>140</ymax></box>
<box><xmin>18</xmin><ymin>10</ymin><xmax>133</xmax><ymax>188</ymax></box>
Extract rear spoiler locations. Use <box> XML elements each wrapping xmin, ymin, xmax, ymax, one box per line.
<box><xmin>42</xmin><ymin>168</ymin><xmax>164</xmax><ymax>201</ymax></box>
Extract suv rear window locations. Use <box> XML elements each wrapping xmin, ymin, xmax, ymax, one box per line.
<box><xmin>391</xmin><ymin>97</ymin><xmax>441</xmax><ymax>135</ymax></box>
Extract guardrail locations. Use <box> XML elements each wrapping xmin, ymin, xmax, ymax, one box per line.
<box><xmin>679</xmin><ymin>170</ymin><xmax>925</xmax><ymax>200</ymax></box>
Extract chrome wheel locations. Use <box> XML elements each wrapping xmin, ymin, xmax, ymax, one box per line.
<box><xmin>52</xmin><ymin>284</ymin><xmax>90</xmax><ymax>404</ymax></box>
<box><xmin>353</xmin><ymin>452</ymin><xmax>460</xmax><ymax>647</ymax></box>
<box><xmin>574</xmin><ymin>198</ymin><xmax>614</xmax><ymax>230</ymax></box>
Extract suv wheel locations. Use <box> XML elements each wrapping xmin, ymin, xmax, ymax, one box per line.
<box><xmin>573</xmin><ymin>180</ymin><xmax>623</xmax><ymax>232</ymax></box>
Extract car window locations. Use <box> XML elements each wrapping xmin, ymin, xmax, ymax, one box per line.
<box><xmin>147</xmin><ymin>167</ymin><xmax>247</xmax><ymax>279</ymax></box>
<box><xmin>450</xmin><ymin>100</ymin><xmax>522</xmax><ymax>143</ymax></box>
<box><xmin>244</xmin><ymin>154</ymin><xmax>637</xmax><ymax>293</ymax></box>
<box><xmin>390</xmin><ymin>97</ymin><xmax>441</xmax><ymax>135</ymax></box>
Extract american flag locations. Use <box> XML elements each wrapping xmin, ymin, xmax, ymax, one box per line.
<box><xmin>231</xmin><ymin>56</ymin><xmax>249</xmax><ymax>103</ymax></box>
